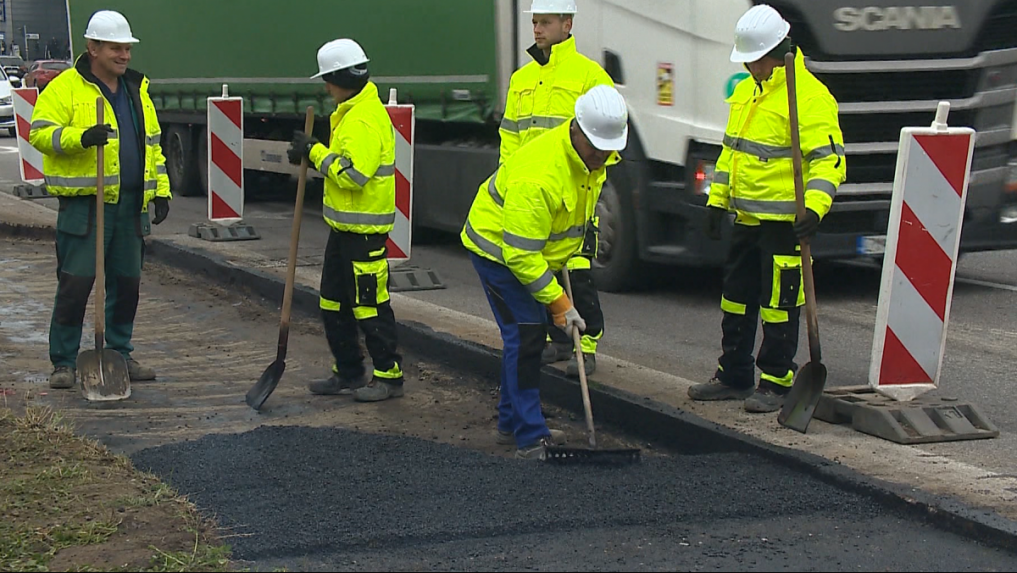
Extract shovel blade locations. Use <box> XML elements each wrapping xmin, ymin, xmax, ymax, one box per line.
<box><xmin>246</xmin><ymin>359</ymin><xmax>285</xmax><ymax>411</ymax></box>
<box><xmin>77</xmin><ymin>349</ymin><xmax>131</xmax><ymax>402</ymax></box>
<box><xmin>778</xmin><ymin>361</ymin><xmax>828</xmax><ymax>433</ymax></box>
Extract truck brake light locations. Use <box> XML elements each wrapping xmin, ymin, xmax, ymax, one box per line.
<box><xmin>693</xmin><ymin>160</ymin><xmax>715</xmax><ymax>195</ymax></box>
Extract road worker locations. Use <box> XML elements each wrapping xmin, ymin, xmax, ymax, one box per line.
<box><xmin>462</xmin><ymin>85</ymin><xmax>628</xmax><ymax>459</ymax></box>
<box><xmin>688</xmin><ymin>4</ymin><xmax>846</xmax><ymax>413</ymax></box>
<box><xmin>288</xmin><ymin>38</ymin><xmax>404</xmax><ymax>402</ymax></box>
<box><xmin>30</xmin><ymin>9</ymin><xmax>171</xmax><ymax>390</ymax></box>
<box><xmin>500</xmin><ymin>0</ymin><xmax>614</xmax><ymax>379</ymax></box>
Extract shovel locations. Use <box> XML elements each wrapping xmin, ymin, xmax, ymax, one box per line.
<box><xmin>778</xmin><ymin>50</ymin><xmax>828</xmax><ymax>433</ymax></box>
<box><xmin>545</xmin><ymin>267</ymin><xmax>640</xmax><ymax>465</ymax></box>
<box><xmin>246</xmin><ymin>106</ymin><xmax>315</xmax><ymax>411</ymax></box>
<box><xmin>78</xmin><ymin>96</ymin><xmax>131</xmax><ymax>402</ymax></box>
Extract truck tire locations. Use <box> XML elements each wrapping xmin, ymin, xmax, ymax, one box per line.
<box><xmin>592</xmin><ymin>132</ymin><xmax>650</xmax><ymax>293</ymax></box>
<box><xmin>165</xmin><ymin>125</ymin><xmax>201</xmax><ymax>196</ymax></box>
<box><xmin>195</xmin><ymin>126</ymin><xmax>208</xmax><ymax>196</ymax></box>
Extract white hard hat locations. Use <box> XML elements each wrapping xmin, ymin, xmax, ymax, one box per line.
<box><xmin>730</xmin><ymin>4</ymin><xmax>790</xmax><ymax>63</ymax></box>
<box><xmin>311</xmin><ymin>39</ymin><xmax>369</xmax><ymax>79</ymax></box>
<box><xmin>525</xmin><ymin>0</ymin><xmax>578</xmax><ymax>14</ymax></box>
<box><xmin>575</xmin><ymin>85</ymin><xmax>628</xmax><ymax>151</ymax></box>
<box><xmin>83</xmin><ymin>10</ymin><xmax>139</xmax><ymax>44</ymax></box>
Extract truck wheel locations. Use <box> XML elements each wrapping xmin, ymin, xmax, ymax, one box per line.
<box><xmin>165</xmin><ymin>125</ymin><xmax>201</xmax><ymax>196</ymax></box>
<box><xmin>593</xmin><ymin>142</ymin><xmax>649</xmax><ymax>293</ymax></box>
<box><xmin>195</xmin><ymin>126</ymin><xmax>208</xmax><ymax>196</ymax></box>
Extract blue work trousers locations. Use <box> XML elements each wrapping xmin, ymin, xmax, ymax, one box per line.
<box><xmin>471</xmin><ymin>254</ymin><xmax>551</xmax><ymax>448</ymax></box>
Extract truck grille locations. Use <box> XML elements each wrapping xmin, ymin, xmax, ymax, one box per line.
<box><xmin>980</xmin><ymin>0</ymin><xmax>1017</xmax><ymax>52</ymax></box>
<box><xmin>819</xmin><ymin>70</ymin><xmax>977</xmax><ymax>103</ymax></box>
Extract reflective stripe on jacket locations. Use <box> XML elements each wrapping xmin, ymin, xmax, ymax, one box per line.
<box><xmin>28</xmin><ymin>54</ymin><xmax>171</xmax><ymax>211</ymax></box>
<box><xmin>461</xmin><ymin>121</ymin><xmax>620</xmax><ymax>305</ymax></box>
<box><xmin>499</xmin><ymin>36</ymin><xmax>614</xmax><ymax>163</ymax></box>
<box><xmin>311</xmin><ymin>81</ymin><xmax>397</xmax><ymax>235</ymax></box>
<box><xmin>707</xmin><ymin>48</ymin><xmax>846</xmax><ymax>223</ymax></box>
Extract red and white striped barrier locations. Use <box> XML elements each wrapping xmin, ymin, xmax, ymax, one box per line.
<box><xmin>13</xmin><ymin>88</ymin><xmax>44</xmax><ymax>184</ymax></box>
<box><xmin>207</xmin><ymin>88</ymin><xmax>244</xmax><ymax>224</ymax></box>
<box><xmin>869</xmin><ymin>102</ymin><xmax>975</xmax><ymax>401</ymax></box>
<box><xmin>385</xmin><ymin>91</ymin><xmax>415</xmax><ymax>263</ymax></box>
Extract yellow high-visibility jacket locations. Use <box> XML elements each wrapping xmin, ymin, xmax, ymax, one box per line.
<box><xmin>29</xmin><ymin>55</ymin><xmax>171</xmax><ymax>211</ymax></box>
<box><xmin>707</xmin><ymin>48</ymin><xmax>846</xmax><ymax>223</ymax></box>
<box><xmin>462</xmin><ymin>120</ymin><xmax>620</xmax><ymax>305</ymax></box>
<box><xmin>499</xmin><ymin>35</ymin><xmax>613</xmax><ymax>163</ymax></box>
<box><xmin>310</xmin><ymin>81</ymin><xmax>396</xmax><ymax>235</ymax></box>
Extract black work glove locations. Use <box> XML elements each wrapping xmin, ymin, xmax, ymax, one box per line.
<box><xmin>705</xmin><ymin>206</ymin><xmax>727</xmax><ymax>241</ymax></box>
<box><xmin>794</xmin><ymin>209</ymin><xmax>821</xmax><ymax>240</ymax></box>
<box><xmin>81</xmin><ymin>123</ymin><xmax>114</xmax><ymax>148</ymax></box>
<box><xmin>287</xmin><ymin>131</ymin><xmax>320</xmax><ymax>165</ymax></box>
<box><xmin>152</xmin><ymin>197</ymin><xmax>170</xmax><ymax>225</ymax></box>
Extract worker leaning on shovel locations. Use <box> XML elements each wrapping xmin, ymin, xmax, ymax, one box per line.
<box><xmin>461</xmin><ymin>85</ymin><xmax>628</xmax><ymax>460</ymax></box>
<box><xmin>688</xmin><ymin>4</ymin><xmax>846</xmax><ymax>413</ymax></box>
<box><xmin>29</xmin><ymin>9</ymin><xmax>172</xmax><ymax>390</ymax></box>
<box><xmin>287</xmin><ymin>38</ymin><xmax>404</xmax><ymax>403</ymax></box>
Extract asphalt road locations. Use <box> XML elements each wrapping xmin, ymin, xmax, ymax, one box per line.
<box><xmin>3</xmin><ymin>137</ymin><xmax>1016</xmax><ymax>476</ymax></box>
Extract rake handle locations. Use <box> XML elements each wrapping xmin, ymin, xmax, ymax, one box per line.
<box><xmin>562</xmin><ymin>268</ymin><xmax>596</xmax><ymax>449</ymax></box>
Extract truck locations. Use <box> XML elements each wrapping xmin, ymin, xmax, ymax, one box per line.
<box><xmin>66</xmin><ymin>0</ymin><xmax>1017</xmax><ymax>291</ymax></box>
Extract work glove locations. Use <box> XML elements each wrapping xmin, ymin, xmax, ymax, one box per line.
<box><xmin>151</xmin><ymin>197</ymin><xmax>170</xmax><ymax>225</ymax></box>
<box><xmin>794</xmin><ymin>208</ymin><xmax>821</xmax><ymax>240</ymax></box>
<box><xmin>705</xmin><ymin>206</ymin><xmax>726</xmax><ymax>241</ymax></box>
<box><xmin>287</xmin><ymin>130</ymin><xmax>320</xmax><ymax>165</ymax></box>
<box><xmin>547</xmin><ymin>294</ymin><xmax>586</xmax><ymax>338</ymax></box>
<box><xmin>80</xmin><ymin>124</ymin><xmax>114</xmax><ymax>148</ymax></box>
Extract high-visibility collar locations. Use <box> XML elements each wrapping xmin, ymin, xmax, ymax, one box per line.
<box><xmin>525</xmin><ymin>34</ymin><xmax>578</xmax><ymax>67</ymax></box>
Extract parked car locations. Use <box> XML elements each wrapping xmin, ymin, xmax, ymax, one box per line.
<box><xmin>0</xmin><ymin>66</ymin><xmax>15</xmax><ymax>137</ymax></box>
<box><xmin>0</xmin><ymin>55</ymin><xmax>28</xmax><ymax>81</ymax></box>
<box><xmin>25</xmin><ymin>60</ymin><xmax>70</xmax><ymax>92</ymax></box>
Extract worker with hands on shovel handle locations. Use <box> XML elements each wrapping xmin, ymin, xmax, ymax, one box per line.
<box><xmin>690</xmin><ymin>4</ymin><xmax>846</xmax><ymax>414</ymax></box>
<box><xmin>288</xmin><ymin>38</ymin><xmax>405</xmax><ymax>403</ymax></box>
<box><xmin>461</xmin><ymin>84</ymin><xmax>629</xmax><ymax>460</ymax></box>
<box><xmin>30</xmin><ymin>9</ymin><xmax>172</xmax><ymax>390</ymax></box>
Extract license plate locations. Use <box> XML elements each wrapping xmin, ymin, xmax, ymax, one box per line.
<box><xmin>857</xmin><ymin>235</ymin><xmax>886</xmax><ymax>255</ymax></box>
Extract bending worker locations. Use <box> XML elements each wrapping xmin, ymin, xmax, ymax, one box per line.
<box><xmin>688</xmin><ymin>4</ymin><xmax>846</xmax><ymax>413</ymax></box>
<box><xmin>30</xmin><ymin>9</ymin><xmax>171</xmax><ymax>390</ymax></box>
<box><xmin>500</xmin><ymin>0</ymin><xmax>614</xmax><ymax>379</ymax></box>
<box><xmin>288</xmin><ymin>39</ymin><xmax>404</xmax><ymax>403</ymax></box>
<box><xmin>461</xmin><ymin>85</ymin><xmax>628</xmax><ymax>460</ymax></box>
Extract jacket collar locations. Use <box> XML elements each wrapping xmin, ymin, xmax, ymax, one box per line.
<box><xmin>751</xmin><ymin>46</ymin><xmax>805</xmax><ymax>97</ymax></box>
<box><xmin>526</xmin><ymin>34</ymin><xmax>577</xmax><ymax>67</ymax></box>
<box><xmin>331</xmin><ymin>81</ymin><xmax>379</xmax><ymax>125</ymax></box>
<box><xmin>74</xmin><ymin>52</ymin><xmax>144</xmax><ymax>90</ymax></box>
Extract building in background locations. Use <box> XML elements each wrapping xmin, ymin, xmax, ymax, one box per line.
<box><xmin>0</xmin><ymin>0</ymin><xmax>71</xmax><ymax>61</ymax></box>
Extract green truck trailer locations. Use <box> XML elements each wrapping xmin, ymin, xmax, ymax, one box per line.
<box><xmin>67</xmin><ymin>0</ymin><xmax>1017</xmax><ymax>292</ymax></box>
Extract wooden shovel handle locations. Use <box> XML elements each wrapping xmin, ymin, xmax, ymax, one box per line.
<box><xmin>94</xmin><ymin>97</ymin><xmax>105</xmax><ymax>351</ymax></box>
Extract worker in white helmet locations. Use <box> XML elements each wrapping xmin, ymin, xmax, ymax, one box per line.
<box><xmin>688</xmin><ymin>4</ymin><xmax>846</xmax><ymax>413</ymax></box>
<box><xmin>461</xmin><ymin>85</ymin><xmax>628</xmax><ymax>459</ymax></box>
<box><xmin>29</xmin><ymin>9</ymin><xmax>172</xmax><ymax>390</ymax></box>
<box><xmin>499</xmin><ymin>0</ymin><xmax>615</xmax><ymax>380</ymax></box>
<box><xmin>287</xmin><ymin>39</ymin><xmax>404</xmax><ymax>402</ymax></box>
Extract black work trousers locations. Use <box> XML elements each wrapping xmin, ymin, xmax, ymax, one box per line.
<box><xmin>716</xmin><ymin>222</ymin><xmax>802</xmax><ymax>392</ymax></box>
<box><xmin>319</xmin><ymin>230</ymin><xmax>402</xmax><ymax>383</ymax></box>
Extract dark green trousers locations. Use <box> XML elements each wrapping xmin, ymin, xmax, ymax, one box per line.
<box><xmin>49</xmin><ymin>192</ymin><xmax>151</xmax><ymax>368</ymax></box>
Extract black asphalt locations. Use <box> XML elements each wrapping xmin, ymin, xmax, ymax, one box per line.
<box><xmin>132</xmin><ymin>425</ymin><xmax>1017</xmax><ymax>571</ymax></box>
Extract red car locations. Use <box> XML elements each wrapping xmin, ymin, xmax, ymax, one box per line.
<box><xmin>24</xmin><ymin>60</ymin><xmax>71</xmax><ymax>92</ymax></box>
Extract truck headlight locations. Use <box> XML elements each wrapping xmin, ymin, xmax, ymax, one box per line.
<box><xmin>694</xmin><ymin>160</ymin><xmax>716</xmax><ymax>195</ymax></box>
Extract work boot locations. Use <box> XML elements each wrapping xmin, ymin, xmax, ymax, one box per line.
<box><xmin>309</xmin><ymin>373</ymin><xmax>366</xmax><ymax>396</ymax></box>
<box><xmin>127</xmin><ymin>359</ymin><xmax>156</xmax><ymax>381</ymax></box>
<box><xmin>687</xmin><ymin>377</ymin><xmax>754</xmax><ymax>401</ymax></box>
<box><xmin>566</xmin><ymin>353</ymin><xmax>596</xmax><ymax>378</ymax></box>
<box><xmin>49</xmin><ymin>366</ymin><xmax>75</xmax><ymax>389</ymax></box>
<box><xmin>353</xmin><ymin>378</ymin><xmax>404</xmax><ymax>402</ymax></box>
<box><xmin>541</xmin><ymin>342</ymin><xmax>573</xmax><ymax>365</ymax></box>
<box><xmin>743</xmin><ymin>386</ymin><xmax>787</xmax><ymax>413</ymax></box>
<box><xmin>515</xmin><ymin>436</ymin><xmax>555</xmax><ymax>460</ymax></box>
<box><xmin>496</xmin><ymin>428</ymin><xmax>566</xmax><ymax>446</ymax></box>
